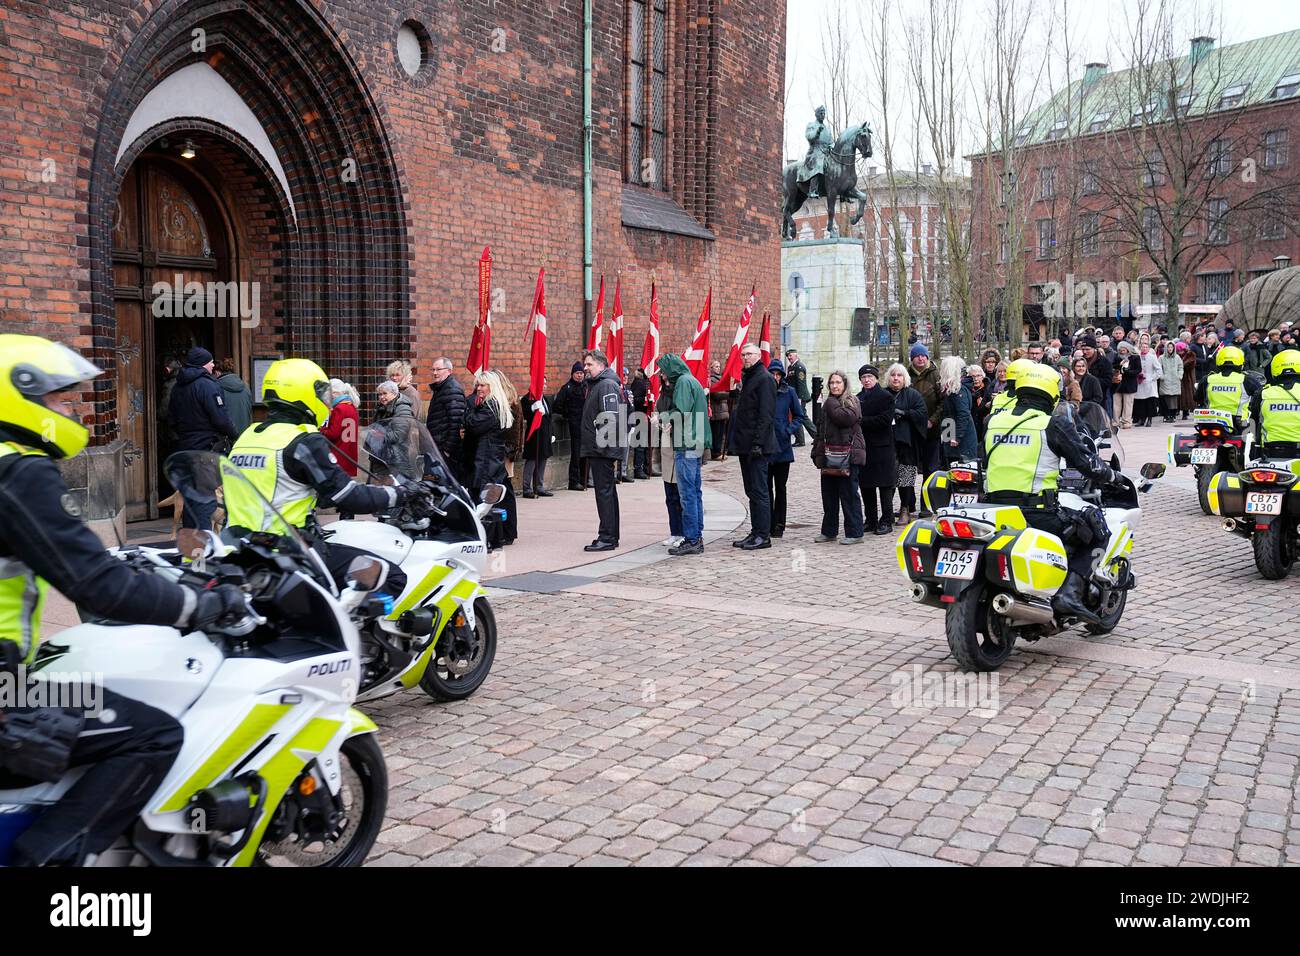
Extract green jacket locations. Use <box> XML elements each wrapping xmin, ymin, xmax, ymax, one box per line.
<box><xmin>656</xmin><ymin>354</ymin><xmax>711</xmax><ymax>457</ymax></box>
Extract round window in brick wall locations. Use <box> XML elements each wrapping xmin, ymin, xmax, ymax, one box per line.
<box><xmin>396</xmin><ymin>21</ymin><xmax>431</xmax><ymax>79</ymax></box>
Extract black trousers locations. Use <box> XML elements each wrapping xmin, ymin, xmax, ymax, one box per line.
<box><xmin>739</xmin><ymin>453</ymin><xmax>771</xmax><ymax>537</ymax></box>
<box><xmin>858</xmin><ymin>473</ymin><xmax>894</xmax><ymax>527</ymax></box>
<box><xmin>6</xmin><ymin>687</ymin><xmax>183</xmax><ymax>865</ymax></box>
<box><xmin>588</xmin><ymin>457</ymin><xmax>620</xmax><ymax>543</ymax></box>
<box><xmin>566</xmin><ymin>419</ymin><xmax>585</xmax><ymax>486</ymax></box>
<box><xmin>820</xmin><ymin>466</ymin><xmax>864</xmax><ymax>538</ymax></box>
<box><xmin>769</xmin><ymin>460</ymin><xmax>791</xmax><ymax>530</ymax></box>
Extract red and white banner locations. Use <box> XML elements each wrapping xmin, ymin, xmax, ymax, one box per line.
<box><xmin>758</xmin><ymin>311</ymin><xmax>772</xmax><ymax>367</ymax></box>
<box><xmin>467</xmin><ymin>246</ymin><xmax>492</xmax><ymax>374</ymax></box>
<box><xmin>709</xmin><ymin>284</ymin><xmax>755</xmax><ymax>393</ymax></box>
<box><xmin>524</xmin><ymin>268</ymin><xmax>547</xmax><ymax>439</ymax></box>
<box><xmin>609</xmin><ymin>279</ymin><xmax>625</xmax><ymax>378</ymax></box>
<box><xmin>683</xmin><ymin>288</ymin><xmax>712</xmax><ymax>390</ymax></box>
<box><xmin>588</xmin><ymin>275</ymin><xmax>605</xmax><ymax>352</ymax></box>
<box><xmin>639</xmin><ymin>281</ymin><xmax>662</xmax><ymax>407</ymax></box>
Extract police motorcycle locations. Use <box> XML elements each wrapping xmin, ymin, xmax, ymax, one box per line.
<box><xmin>898</xmin><ymin>402</ymin><xmax>1162</xmax><ymax>672</ymax></box>
<box><xmin>323</xmin><ymin>419</ymin><xmax>502</xmax><ymax>704</ymax></box>
<box><xmin>922</xmin><ymin>461</ymin><xmax>982</xmax><ymax>513</ymax></box>
<box><xmin>0</xmin><ymin>452</ymin><xmax>388</xmax><ymax>867</ymax></box>
<box><xmin>1168</xmin><ymin>356</ymin><xmax>1261</xmax><ymax>515</ymax></box>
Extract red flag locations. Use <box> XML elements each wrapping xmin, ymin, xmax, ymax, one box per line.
<box><xmin>467</xmin><ymin>246</ymin><xmax>492</xmax><ymax>374</ymax></box>
<box><xmin>524</xmin><ymin>269</ymin><xmax>548</xmax><ymax>439</ymax></box>
<box><xmin>588</xmin><ymin>275</ymin><xmax>605</xmax><ymax>352</ymax></box>
<box><xmin>683</xmin><ymin>288</ymin><xmax>712</xmax><ymax>389</ymax></box>
<box><xmin>609</xmin><ymin>280</ymin><xmax>625</xmax><ymax>378</ymax></box>
<box><xmin>709</xmin><ymin>284</ymin><xmax>756</xmax><ymax>393</ymax></box>
<box><xmin>639</xmin><ymin>282</ymin><xmax>662</xmax><ymax>407</ymax></box>
<box><xmin>758</xmin><ymin>311</ymin><xmax>772</xmax><ymax>367</ymax></box>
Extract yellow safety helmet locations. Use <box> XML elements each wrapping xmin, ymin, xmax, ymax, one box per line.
<box><xmin>1216</xmin><ymin>346</ymin><xmax>1245</xmax><ymax>370</ymax></box>
<box><xmin>262</xmin><ymin>358</ymin><xmax>331</xmax><ymax>427</ymax></box>
<box><xmin>0</xmin><ymin>334</ymin><xmax>102</xmax><ymax>459</ymax></box>
<box><xmin>1270</xmin><ymin>348</ymin><xmax>1300</xmax><ymax>378</ymax></box>
<box><xmin>1015</xmin><ymin>363</ymin><xmax>1062</xmax><ymax>402</ymax></box>
<box><xmin>1005</xmin><ymin>358</ymin><xmax>1036</xmax><ymax>385</ymax></box>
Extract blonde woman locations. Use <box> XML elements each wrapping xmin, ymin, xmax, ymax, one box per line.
<box><xmin>939</xmin><ymin>355</ymin><xmax>977</xmax><ymax>464</ymax></box>
<box><xmin>885</xmin><ymin>363</ymin><xmax>927</xmax><ymax>524</ymax></box>
<box><xmin>386</xmin><ymin>360</ymin><xmax>422</xmax><ymax>419</ymax></box>
<box><xmin>464</xmin><ymin>370</ymin><xmax>517</xmax><ymax>544</ymax></box>
<box><xmin>492</xmin><ymin>367</ymin><xmax>525</xmax><ymax>476</ymax></box>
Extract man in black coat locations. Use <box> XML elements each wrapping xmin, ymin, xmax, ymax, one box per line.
<box><xmin>168</xmin><ymin>347</ymin><xmax>238</xmax><ymax>531</ymax></box>
<box><xmin>856</xmin><ymin>365</ymin><xmax>897</xmax><ymax>534</ymax></box>
<box><xmin>579</xmin><ymin>350</ymin><xmax>625</xmax><ymax>551</ymax></box>
<box><xmin>731</xmin><ymin>343</ymin><xmax>780</xmax><ymax>550</ymax></box>
<box><xmin>425</xmin><ymin>357</ymin><xmax>467</xmax><ymax>475</ymax></box>
<box><xmin>553</xmin><ymin>362</ymin><xmax>588</xmax><ymax>490</ymax></box>
<box><xmin>785</xmin><ymin>348</ymin><xmax>813</xmax><ymax>446</ymax></box>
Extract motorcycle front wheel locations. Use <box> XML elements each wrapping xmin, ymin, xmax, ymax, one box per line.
<box><xmin>420</xmin><ymin>599</ymin><xmax>498</xmax><ymax>702</ymax></box>
<box><xmin>945</xmin><ymin>582</ymin><xmax>1016</xmax><ymax>672</ymax></box>
<box><xmin>1252</xmin><ymin>521</ymin><xmax>1295</xmax><ymax>580</ymax></box>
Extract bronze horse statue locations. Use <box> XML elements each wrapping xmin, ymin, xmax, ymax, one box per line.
<box><xmin>781</xmin><ymin>122</ymin><xmax>873</xmax><ymax>240</ymax></box>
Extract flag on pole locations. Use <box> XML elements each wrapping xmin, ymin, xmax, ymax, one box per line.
<box><xmin>683</xmin><ymin>288</ymin><xmax>712</xmax><ymax>389</ymax></box>
<box><xmin>709</xmin><ymin>284</ymin><xmax>756</xmax><ymax>393</ymax></box>
<box><xmin>588</xmin><ymin>275</ymin><xmax>605</xmax><ymax>352</ymax></box>
<box><xmin>639</xmin><ymin>281</ymin><xmax>662</xmax><ymax>407</ymax></box>
<box><xmin>758</xmin><ymin>311</ymin><xmax>772</xmax><ymax>367</ymax></box>
<box><xmin>524</xmin><ymin>268</ymin><xmax>548</xmax><ymax>440</ymax></box>
<box><xmin>467</xmin><ymin>246</ymin><xmax>492</xmax><ymax>374</ymax></box>
<box><xmin>609</xmin><ymin>279</ymin><xmax>625</xmax><ymax>378</ymax></box>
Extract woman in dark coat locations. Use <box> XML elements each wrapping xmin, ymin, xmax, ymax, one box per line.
<box><xmin>856</xmin><ymin>364</ymin><xmax>897</xmax><ymax>535</ymax></box>
<box><xmin>939</xmin><ymin>356</ymin><xmax>978</xmax><ymax>464</ymax></box>
<box><xmin>1072</xmin><ymin>357</ymin><xmax>1104</xmax><ymax>408</ymax></box>
<box><xmin>463</xmin><ymin>370</ymin><xmax>516</xmax><ymax>545</ymax></box>
<box><xmin>812</xmin><ymin>370</ymin><xmax>866</xmax><ymax>543</ymax></box>
<box><xmin>765</xmin><ymin>359</ymin><xmax>808</xmax><ymax>538</ymax></box>
<box><xmin>886</xmin><ymin>363</ymin><xmax>928</xmax><ymax>524</ymax></box>
<box><xmin>1178</xmin><ymin>341</ymin><xmax>1196</xmax><ymax>420</ymax></box>
<box><xmin>520</xmin><ymin>385</ymin><xmax>553</xmax><ymax>498</ymax></box>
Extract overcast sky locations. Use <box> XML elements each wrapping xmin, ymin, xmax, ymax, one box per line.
<box><xmin>785</xmin><ymin>0</ymin><xmax>1300</xmax><ymax>168</ymax></box>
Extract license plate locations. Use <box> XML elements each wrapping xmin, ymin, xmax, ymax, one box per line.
<box><xmin>951</xmin><ymin>493</ymin><xmax>979</xmax><ymax>506</ymax></box>
<box><xmin>935</xmin><ymin>547</ymin><xmax>979</xmax><ymax>579</ymax></box>
<box><xmin>1190</xmin><ymin>448</ymin><xmax>1218</xmax><ymax>465</ymax></box>
<box><xmin>1245</xmin><ymin>493</ymin><xmax>1283</xmax><ymax>515</ymax></box>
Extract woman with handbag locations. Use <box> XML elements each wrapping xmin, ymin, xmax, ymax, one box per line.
<box><xmin>812</xmin><ymin>370</ymin><xmax>866</xmax><ymax>544</ymax></box>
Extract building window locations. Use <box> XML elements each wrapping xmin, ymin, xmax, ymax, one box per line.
<box><xmin>1208</xmin><ymin>138</ymin><xmax>1232</xmax><ymax>177</ymax></box>
<box><xmin>1081</xmin><ymin>160</ymin><xmax>1100</xmax><ymax>195</ymax></box>
<box><xmin>1207</xmin><ymin>197</ymin><xmax>1228</xmax><ymax>244</ymax></box>
<box><xmin>1088</xmin><ymin>111</ymin><xmax>1111</xmax><ymax>133</ymax></box>
<box><xmin>1197</xmin><ymin>272</ymin><xmax>1231</xmax><ymax>305</ymax></box>
<box><xmin>1174</xmin><ymin>88</ymin><xmax>1193</xmax><ymax>115</ymax></box>
<box><xmin>1038</xmin><ymin>166</ymin><xmax>1056</xmax><ymax>200</ymax></box>
<box><xmin>1081</xmin><ymin>213</ymin><xmax>1101</xmax><ymax>257</ymax></box>
<box><xmin>1045</xmin><ymin>118</ymin><xmax>1068</xmax><ymax>141</ymax></box>
<box><xmin>626</xmin><ymin>0</ymin><xmax>668</xmax><ymax>189</ymax></box>
<box><xmin>1218</xmin><ymin>83</ymin><xmax>1248</xmax><ymax>110</ymax></box>
<box><xmin>1258</xmin><ymin>199</ymin><xmax>1287</xmax><ymax>240</ymax></box>
<box><xmin>1141</xmin><ymin>152</ymin><xmax>1165</xmax><ymax>187</ymax></box>
<box><xmin>1273</xmin><ymin>71</ymin><xmax>1300</xmax><ymax>99</ymax></box>
<box><xmin>997</xmin><ymin>225</ymin><xmax>1009</xmax><ymax>263</ymax></box>
<box><xmin>1132</xmin><ymin>98</ymin><xmax>1159</xmax><ymax>124</ymax></box>
<box><xmin>1263</xmin><ymin>129</ymin><xmax>1289</xmax><ymax>169</ymax></box>
<box><xmin>1037</xmin><ymin>218</ymin><xmax>1057</xmax><ymax>259</ymax></box>
<box><xmin>1014</xmin><ymin>124</ymin><xmax>1031</xmax><ymax>146</ymax></box>
<box><xmin>999</xmin><ymin>170</ymin><xmax>1016</xmax><ymax>205</ymax></box>
<box><xmin>1142</xmin><ymin>207</ymin><xmax>1163</xmax><ymax>251</ymax></box>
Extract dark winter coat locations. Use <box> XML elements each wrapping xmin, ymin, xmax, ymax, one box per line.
<box><xmin>768</xmin><ymin>380</ymin><xmax>807</xmax><ymax>464</ymax></box>
<box><xmin>521</xmin><ymin>393</ymin><xmax>553</xmax><ymax>461</ymax></box>
<box><xmin>370</xmin><ymin>395</ymin><xmax>417</xmax><ymax>478</ymax></box>
<box><xmin>910</xmin><ymin>360</ymin><xmax>942</xmax><ymax>435</ymax></box>
<box><xmin>1180</xmin><ymin>349</ymin><xmax>1197</xmax><ymax>409</ymax></box>
<box><xmin>941</xmin><ymin>383</ymin><xmax>978</xmax><ymax>463</ymax></box>
<box><xmin>425</xmin><ymin>374</ymin><xmax>467</xmax><ymax>463</ymax></box>
<box><xmin>1116</xmin><ymin>353</ymin><xmax>1141</xmax><ymax>394</ymax></box>
<box><xmin>553</xmin><ymin>376</ymin><xmax>587</xmax><ymax>446</ymax></box>
<box><xmin>730</xmin><ymin>360</ymin><xmax>780</xmax><ymax>455</ymax></box>
<box><xmin>857</xmin><ymin>384</ymin><xmax>897</xmax><ymax>486</ymax></box>
<box><xmin>463</xmin><ymin>397</ymin><xmax>509</xmax><ymax>489</ymax></box>
<box><xmin>580</xmin><ymin>366</ymin><xmax>626</xmax><ymax>460</ymax></box>
<box><xmin>889</xmin><ymin>385</ymin><xmax>928</xmax><ymax>467</ymax></box>
<box><xmin>217</xmin><ymin>372</ymin><xmax>254</xmax><ymax>434</ymax></box>
<box><xmin>812</xmin><ymin>392</ymin><xmax>866</xmax><ymax>467</ymax></box>
<box><xmin>169</xmin><ymin>365</ymin><xmax>238</xmax><ymax>453</ymax></box>
<box><xmin>1076</xmin><ymin>370</ymin><xmax>1105</xmax><ymax>407</ymax></box>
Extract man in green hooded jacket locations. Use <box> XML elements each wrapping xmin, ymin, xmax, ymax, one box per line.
<box><xmin>656</xmin><ymin>354</ymin><xmax>711</xmax><ymax>555</ymax></box>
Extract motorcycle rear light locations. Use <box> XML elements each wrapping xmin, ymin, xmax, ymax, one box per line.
<box><xmin>997</xmin><ymin>553</ymin><xmax>1010</xmax><ymax>581</ymax></box>
<box><xmin>1249</xmin><ymin>470</ymin><xmax>1279</xmax><ymax>483</ymax></box>
<box><xmin>936</xmin><ymin>518</ymin><xmax>954</xmax><ymax>537</ymax></box>
<box><xmin>950</xmin><ymin>470</ymin><xmax>975</xmax><ymax>483</ymax></box>
<box><xmin>1224</xmin><ymin>438</ymin><xmax>1243</xmax><ymax>447</ymax></box>
<box><xmin>909</xmin><ymin>548</ymin><xmax>923</xmax><ymax>572</ymax></box>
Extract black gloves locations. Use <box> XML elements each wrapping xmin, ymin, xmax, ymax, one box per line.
<box><xmin>190</xmin><ymin>583</ymin><xmax>248</xmax><ymax>630</ymax></box>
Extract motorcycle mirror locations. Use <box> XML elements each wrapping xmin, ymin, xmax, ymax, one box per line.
<box><xmin>480</xmin><ymin>483</ymin><xmax>507</xmax><ymax>506</ymax></box>
<box><xmin>1139</xmin><ymin>462</ymin><xmax>1167</xmax><ymax>480</ymax></box>
<box><xmin>345</xmin><ymin>556</ymin><xmax>385</xmax><ymax>592</ymax></box>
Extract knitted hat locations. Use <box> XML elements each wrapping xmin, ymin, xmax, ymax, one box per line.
<box><xmin>858</xmin><ymin>364</ymin><xmax>880</xmax><ymax>379</ymax></box>
<box><xmin>909</xmin><ymin>343</ymin><xmax>929</xmax><ymax>360</ymax></box>
<box><xmin>185</xmin><ymin>347</ymin><xmax>213</xmax><ymax>367</ymax></box>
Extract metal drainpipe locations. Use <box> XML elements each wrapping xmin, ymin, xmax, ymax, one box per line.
<box><xmin>582</xmin><ymin>0</ymin><xmax>594</xmax><ymax>337</ymax></box>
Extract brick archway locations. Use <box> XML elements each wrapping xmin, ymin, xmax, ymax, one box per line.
<box><xmin>86</xmin><ymin>0</ymin><xmax>411</xmax><ymax>444</ymax></box>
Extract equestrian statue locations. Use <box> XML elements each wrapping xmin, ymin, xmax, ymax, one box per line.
<box><xmin>782</xmin><ymin>106</ymin><xmax>873</xmax><ymax>241</ymax></box>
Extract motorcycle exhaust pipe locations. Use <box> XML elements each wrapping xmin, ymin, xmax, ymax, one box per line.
<box><xmin>991</xmin><ymin>592</ymin><xmax>1055</xmax><ymax>626</ymax></box>
<box><xmin>1222</xmin><ymin>518</ymin><xmax>1239</xmax><ymax>533</ymax></box>
<box><xmin>909</xmin><ymin>583</ymin><xmax>928</xmax><ymax>603</ymax></box>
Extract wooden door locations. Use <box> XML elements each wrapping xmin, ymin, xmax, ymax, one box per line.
<box><xmin>112</xmin><ymin>158</ymin><xmax>230</xmax><ymax>520</ymax></box>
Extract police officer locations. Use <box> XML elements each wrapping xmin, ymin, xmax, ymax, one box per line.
<box><xmin>982</xmin><ymin>364</ymin><xmax>1121</xmax><ymax>624</ymax></box>
<box><xmin>222</xmin><ymin>358</ymin><xmax>412</xmax><ymax>600</ymax></box>
<box><xmin>0</xmin><ymin>334</ymin><xmax>245</xmax><ymax>866</ymax></box>
<box><xmin>1251</xmin><ymin>349</ymin><xmax>1300</xmax><ymax>457</ymax></box>
<box><xmin>1195</xmin><ymin>345</ymin><xmax>1259</xmax><ymax>428</ymax></box>
<box><xmin>988</xmin><ymin>358</ymin><xmax>1037</xmax><ymax>419</ymax></box>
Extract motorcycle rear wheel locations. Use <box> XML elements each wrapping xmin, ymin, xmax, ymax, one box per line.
<box><xmin>1085</xmin><ymin>587</ymin><xmax>1127</xmax><ymax>635</ymax></box>
<box><xmin>945</xmin><ymin>582</ymin><xmax>1016</xmax><ymax>672</ymax></box>
<box><xmin>1252</xmin><ymin>521</ymin><xmax>1295</xmax><ymax>580</ymax></box>
<box><xmin>1195</xmin><ymin>464</ymin><xmax>1217</xmax><ymax>515</ymax></box>
<box><xmin>420</xmin><ymin>599</ymin><xmax>497</xmax><ymax>702</ymax></box>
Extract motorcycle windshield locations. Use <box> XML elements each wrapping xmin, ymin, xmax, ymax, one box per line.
<box><xmin>1076</xmin><ymin>400</ymin><xmax>1124</xmax><ymax>471</ymax></box>
<box><xmin>359</xmin><ymin>417</ymin><xmax>468</xmax><ymax>497</ymax></box>
<box><xmin>164</xmin><ymin>450</ymin><xmax>312</xmax><ymax>563</ymax></box>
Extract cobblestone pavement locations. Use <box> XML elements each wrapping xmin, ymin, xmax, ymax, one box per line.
<box><xmin>360</xmin><ymin>420</ymin><xmax>1300</xmax><ymax>867</ymax></box>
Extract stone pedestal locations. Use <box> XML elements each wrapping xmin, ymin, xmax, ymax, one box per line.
<box><xmin>57</xmin><ymin>440</ymin><xmax>127</xmax><ymax>547</ymax></box>
<box><xmin>780</xmin><ymin>238</ymin><xmax>865</xmax><ymax>384</ymax></box>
